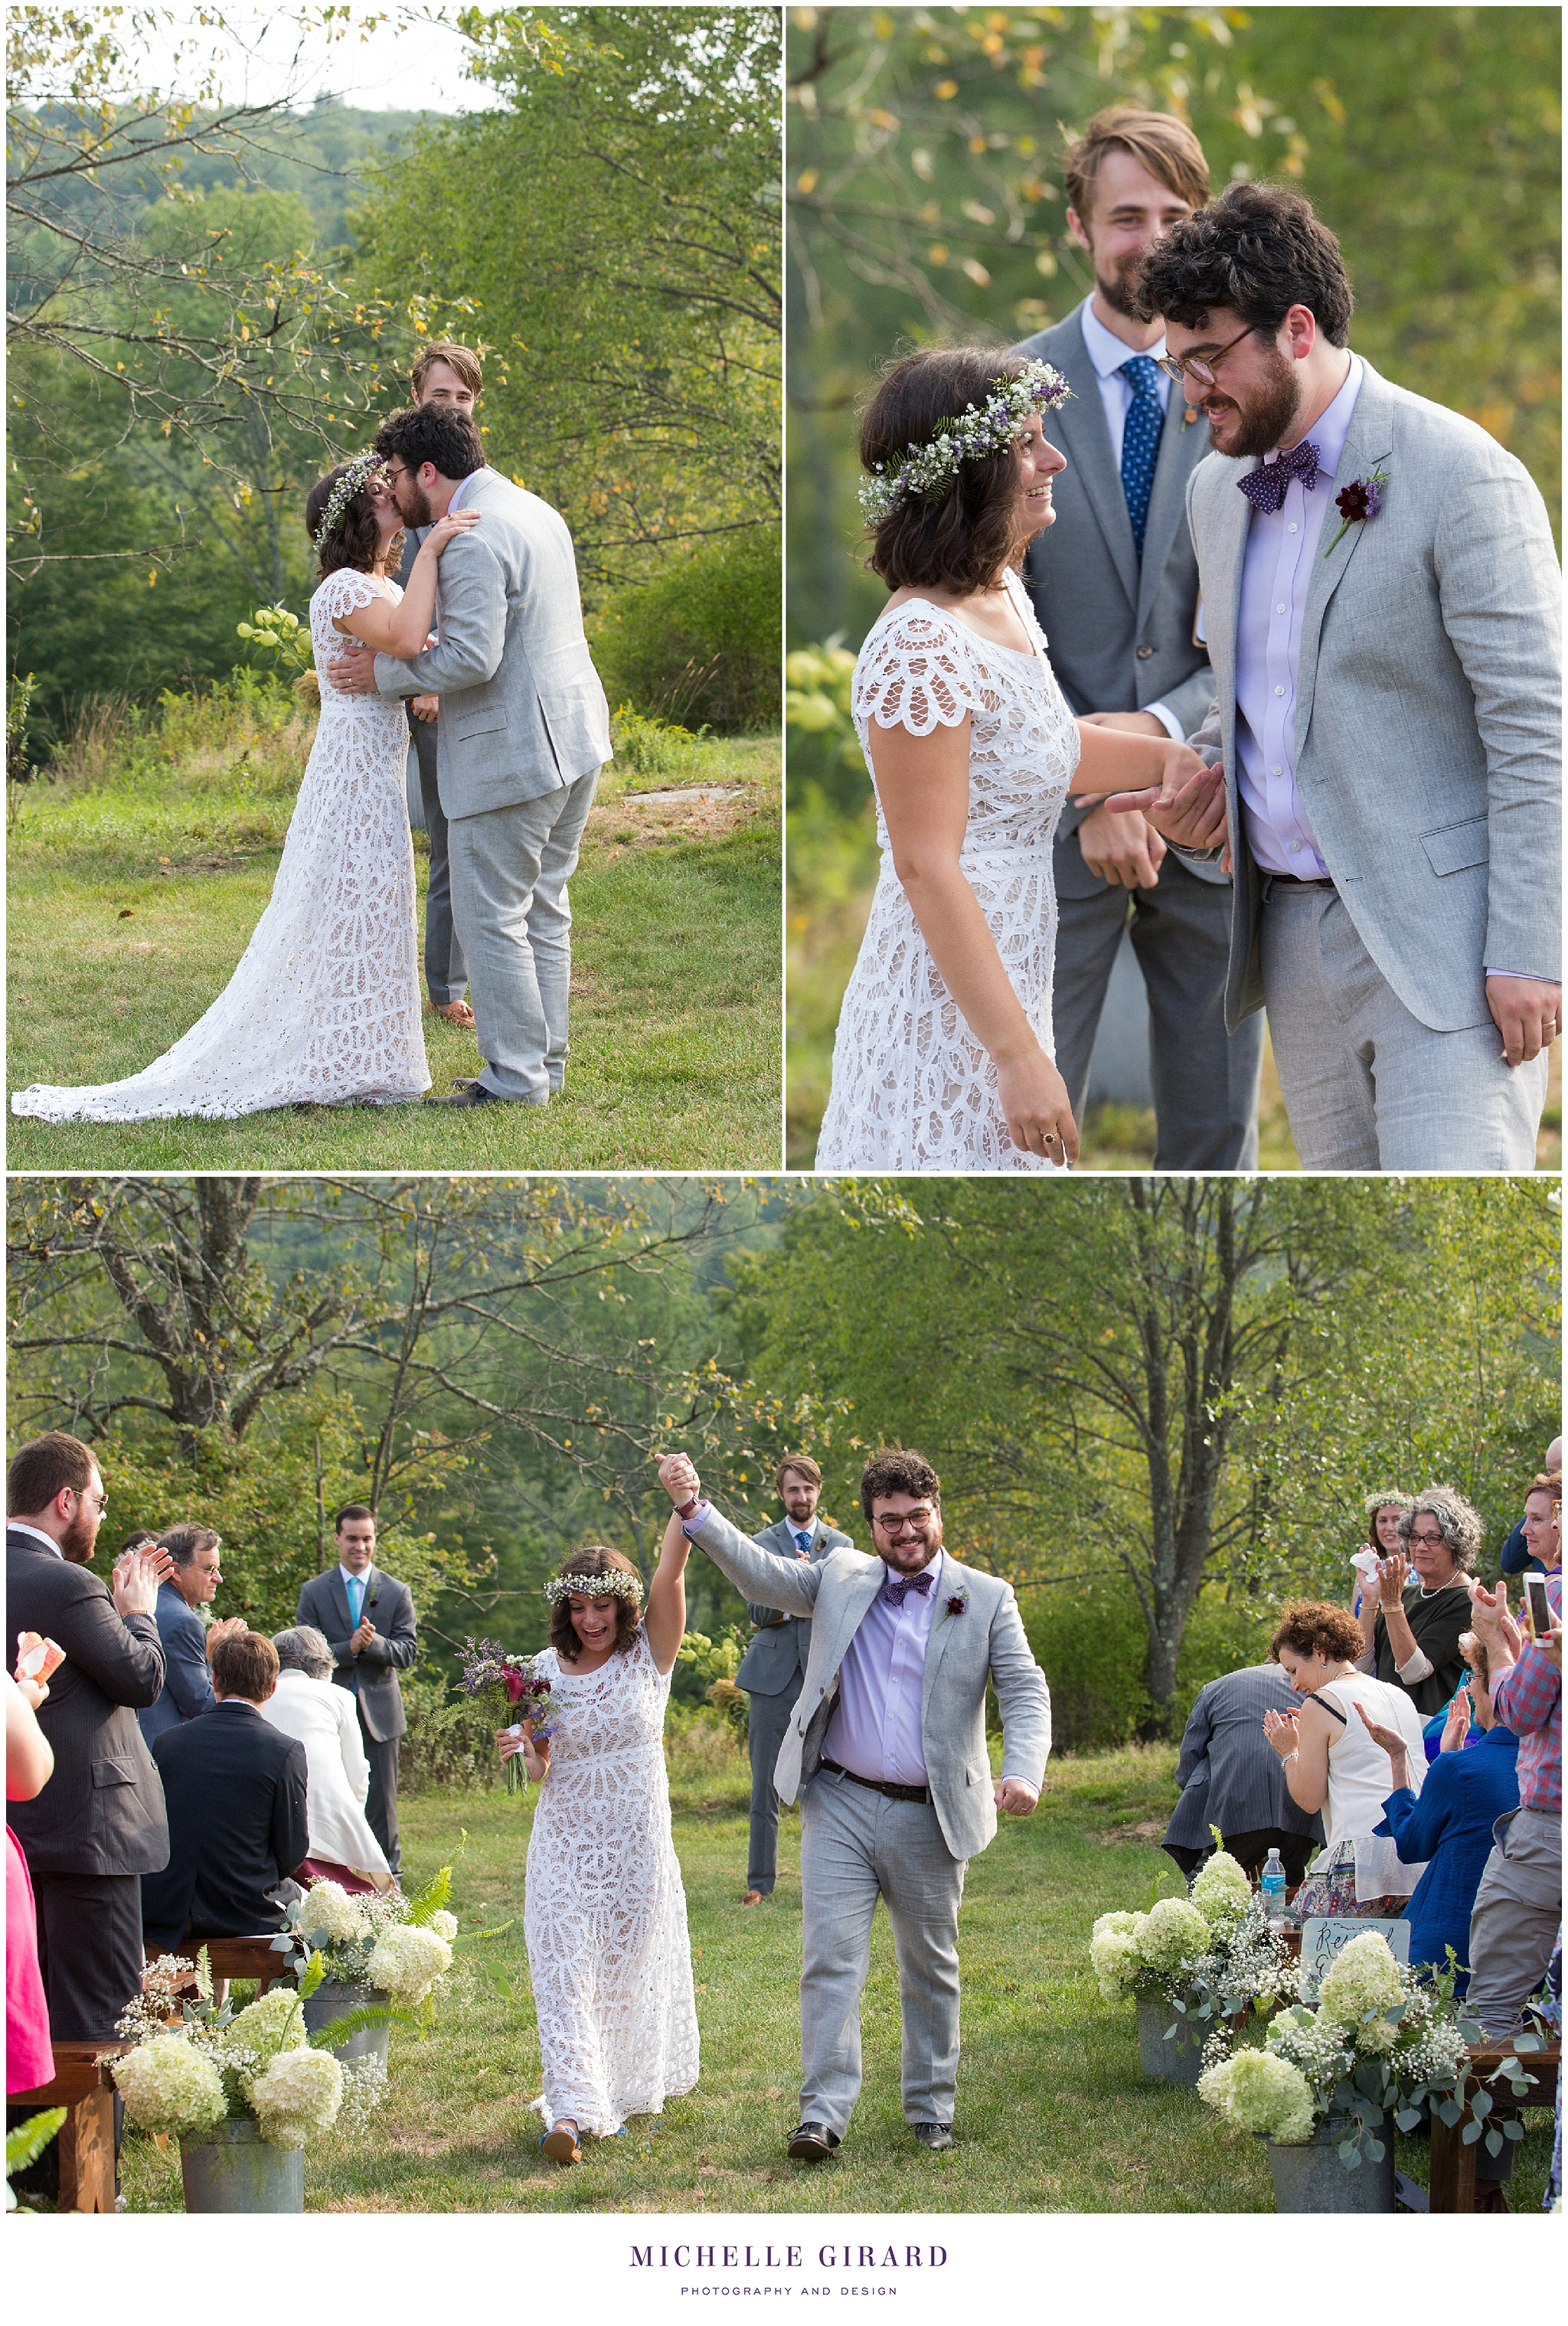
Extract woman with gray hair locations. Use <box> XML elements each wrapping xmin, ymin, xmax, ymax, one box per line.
<box><xmin>1361</xmin><ymin>1485</ymin><xmax>1482</xmax><ymax>1720</ymax></box>
<box><xmin>260</xmin><ymin>1623</ymin><xmax>393</xmax><ymax>1893</ymax></box>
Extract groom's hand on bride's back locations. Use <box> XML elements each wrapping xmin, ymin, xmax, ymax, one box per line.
<box><xmin>326</xmin><ymin>642</ymin><xmax>381</xmax><ymax>695</ymax></box>
<box><xmin>657</xmin><ymin>1452</ymin><xmax>701</xmax><ymax>1508</ymax></box>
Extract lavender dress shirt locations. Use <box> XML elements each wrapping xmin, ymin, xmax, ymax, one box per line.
<box><xmin>1233</xmin><ymin>353</ymin><xmax>1364</xmax><ymax>877</ymax></box>
<box><xmin>820</xmin><ymin>1550</ymin><xmax>945</xmax><ymax>1786</ymax></box>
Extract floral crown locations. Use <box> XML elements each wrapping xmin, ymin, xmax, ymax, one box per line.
<box><xmin>312</xmin><ymin>450</ymin><xmax>388</xmax><ymax>551</ymax></box>
<box><xmin>544</xmin><ymin>1569</ymin><xmax>642</xmax><ymax>1603</ymax></box>
<box><xmin>858</xmin><ymin>358</ymin><xmax>1072</xmax><ymax>526</ymax></box>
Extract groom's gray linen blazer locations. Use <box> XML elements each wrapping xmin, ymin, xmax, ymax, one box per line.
<box><xmin>371</xmin><ymin>466</ymin><xmax>612</xmax><ymax>823</ymax></box>
<box><xmin>1178</xmin><ymin>358</ymin><xmax>1560</xmax><ymax>1034</ymax></box>
<box><xmin>689</xmin><ymin>1505</ymin><xmax>1050</xmax><ymax>1862</ymax></box>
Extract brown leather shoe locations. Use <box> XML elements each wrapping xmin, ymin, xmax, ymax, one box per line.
<box><xmin>427</xmin><ymin>998</ymin><xmax>476</xmax><ymax>1030</ymax></box>
<box><xmin>741</xmin><ymin>1890</ymin><xmax>764</xmax><ymax>1906</ymax></box>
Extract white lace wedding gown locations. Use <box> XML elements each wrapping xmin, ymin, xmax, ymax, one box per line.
<box><xmin>11</xmin><ymin>569</ymin><xmax>430</xmax><ymax>1122</ymax></box>
<box><xmin>524</xmin><ymin>1626</ymin><xmax>700</xmax><ymax>2136</ymax></box>
<box><xmin>815</xmin><ymin>567</ymin><xmax>1081</xmax><ymax>1171</ymax></box>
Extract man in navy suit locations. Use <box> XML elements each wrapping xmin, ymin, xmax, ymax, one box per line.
<box><xmin>142</xmin><ymin>1628</ymin><xmax>309</xmax><ymax>1951</ymax></box>
<box><xmin>138</xmin><ymin>1524</ymin><xmax>235</xmax><ymax>1744</ymax></box>
<box><xmin>294</xmin><ymin>1504</ymin><xmax>417</xmax><ymax>1874</ymax></box>
<box><xmin>735</xmin><ymin>1456</ymin><xmax>855</xmax><ymax>1907</ymax></box>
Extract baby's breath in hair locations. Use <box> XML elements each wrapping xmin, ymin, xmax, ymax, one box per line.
<box><xmin>545</xmin><ymin>1569</ymin><xmax>642</xmax><ymax>1604</ymax></box>
<box><xmin>858</xmin><ymin>358</ymin><xmax>1071</xmax><ymax>524</ymax></box>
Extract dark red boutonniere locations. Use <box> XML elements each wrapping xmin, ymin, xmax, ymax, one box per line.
<box><xmin>937</xmin><ymin>1590</ymin><xmax>969</xmax><ymax>1629</ymax></box>
<box><xmin>1324</xmin><ymin>466</ymin><xmax>1387</xmax><ymax>556</ymax></box>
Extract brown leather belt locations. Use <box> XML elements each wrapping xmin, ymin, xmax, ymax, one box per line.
<box><xmin>819</xmin><ymin>1754</ymin><xmax>930</xmax><ymax>1805</ymax></box>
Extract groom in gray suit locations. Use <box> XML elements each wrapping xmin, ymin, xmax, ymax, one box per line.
<box><xmin>1014</xmin><ymin>106</ymin><xmax>1263</xmax><ymax>1167</ymax></box>
<box><xmin>660</xmin><ymin>1445</ymin><xmax>1050</xmax><ymax>2161</ymax></box>
<box><xmin>1133</xmin><ymin>184</ymin><xmax>1560</xmax><ymax>1168</ymax></box>
<box><xmin>736</xmin><ymin>1454</ymin><xmax>855</xmax><ymax>1906</ymax></box>
<box><xmin>330</xmin><ymin>403</ymin><xmax>612</xmax><ymax>1109</ymax></box>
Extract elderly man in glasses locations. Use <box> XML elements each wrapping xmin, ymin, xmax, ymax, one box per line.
<box><xmin>1132</xmin><ymin>181</ymin><xmax>1559</xmax><ymax>1171</ymax></box>
<box><xmin>658</xmin><ymin>1444</ymin><xmax>1050</xmax><ymax>2165</ymax></box>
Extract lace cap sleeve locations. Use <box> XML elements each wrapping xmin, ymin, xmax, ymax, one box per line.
<box><xmin>854</xmin><ymin>606</ymin><xmax>979</xmax><ymax>737</ymax></box>
<box><xmin>314</xmin><ymin>569</ymin><xmax>384</xmax><ymax>626</ymax></box>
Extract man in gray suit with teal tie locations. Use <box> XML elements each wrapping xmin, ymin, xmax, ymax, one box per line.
<box><xmin>294</xmin><ymin>1504</ymin><xmax>417</xmax><ymax>1874</ymax></box>
<box><xmin>1014</xmin><ymin>106</ymin><xmax>1263</xmax><ymax>1168</ymax></box>
<box><xmin>736</xmin><ymin>1455</ymin><xmax>855</xmax><ymax>1907</ymax></box>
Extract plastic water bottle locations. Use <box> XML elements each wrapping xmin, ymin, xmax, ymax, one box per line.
<box><xmin>1260</xmin><ymin>1847</ymin><xmax>1287</xmax><ymax>1926</ymax></box>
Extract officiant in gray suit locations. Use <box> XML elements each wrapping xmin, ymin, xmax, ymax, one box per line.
<box><xmin>1014</xmin><ymin>105</ymin><xmax>1263</xmax><ymax>1168</ymax></box>
<box><xmin>736</xmin><ymin>1454</ymin><xmax>855</xmax><ymax>1907</ymax></box>
<box><xmin>660</xmin><ymin>1446</ymin><xmax>1050</xmax><ymax>2164</ymax></box>
<box><xmin>328</xmin><ymin>402</ymin><xmax>612</xmax><ymax>1110</ymax></box>
<box><xmin>1135</xmin><ymin>184</ymin><xmax>1561</xmax><ymax>1169</ymax></box>
<box><xmin>294</xmin><ymin>1505</ymin><xmax>417</xmax><ymax>1874</ymax></box>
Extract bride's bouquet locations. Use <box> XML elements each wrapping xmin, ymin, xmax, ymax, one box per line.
<box><xmin>459</xmin><ymin>1636</ymin><xmax>565</xmax><ymax>1793</ymax></box>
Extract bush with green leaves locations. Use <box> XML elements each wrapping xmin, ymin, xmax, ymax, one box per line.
<box><xmin>590</xmin><ymin>528</ymin><xmax>779</xmax><ymax>733</ymax></box>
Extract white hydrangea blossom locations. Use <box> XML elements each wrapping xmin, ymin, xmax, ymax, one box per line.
<box><xmin>1138</xmin><ymin>1894</ymin><xmax>1211</xmax><ymax>1975</ymax></box>
<box><xmin>1191</xmin><ymin>1851</ymin><xmax>1253</xmax><ymax>1933</ymax></box>
<box><xmin>364</xmin><ymin>1920</ymin><xmax>453</xmax><ymax>2004</ymax></box>
<box><xmin>216</xmin><ymin>1987</ymin><xmax>309</xmax><ymax>2094</ymax></box>
<box><xmin>298</xmin><ymin>1879</ymin><xmax>371</xmax><ymax>1948</ymax></box>
<box><xmin>1198</xmin><ymin>2048</ymin><xmax>1317</xmax><ymax>2145</ymax></box>
<box><xmin>250</xmin><ymin>2043</ymin><xmax>344</xmax><ymax>2148</ymax></box>
<box><xmin>1318</xmin><ymin>1932</ymin><xmax>1405</xmax><ymax>2039</ymax></box>
<box><xmin>1089</xmin><ymin>1909</ymin><xmax>1147</xmax><ymax>2001</ymax></box>
<box><xmin>113</xmin><ymin>2033</ymin><xmax>227</xmax><ymax>2137</ymax></box>
<box><xmin>429</xmin><ymin>1909</ymin><xmax>458</xmax><ymax>1942</ymax></box>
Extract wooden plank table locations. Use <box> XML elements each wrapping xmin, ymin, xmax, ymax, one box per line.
<box><xmin>1429</xmin><ymin>2040</ymin><xmax>1561</xmax><ymax>2213</ymax></box>
<box><xmin>9</xmin><ymin>2040</ymin><xmax>131</xmax><ymax>2213</ymax></box>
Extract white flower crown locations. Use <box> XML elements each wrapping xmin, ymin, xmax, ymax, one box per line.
<box><xmin>313</xmin><ymin>450</ymin><xmax>388</xmax><ymax>552</ymax></box>
<box><xmin>544</xmin><ymin>1570</ymin><xmax>642</xmax><ymax>1603</ymax></box>
<box><xmin>858</xmin><ymin>358</ymin><xmax>1072</xmax><ymax>527</ymax></box>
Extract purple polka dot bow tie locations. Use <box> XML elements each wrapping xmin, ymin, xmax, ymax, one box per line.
<box><xmin>1236</xmin><ymin>439</ymin><xmax>1322</xmax><ymax>514</ymax></box>
<box><xmin>884</xmin><ymin>1570</ymin><xmax>935</xmax><ymax>1606</ymax></box>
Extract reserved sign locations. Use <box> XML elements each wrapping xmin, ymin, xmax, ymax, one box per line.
<box><xmin>1298</xmin><ymin>1916</ymin><xmax>1411</xmax><ymax>2001</ymax></box>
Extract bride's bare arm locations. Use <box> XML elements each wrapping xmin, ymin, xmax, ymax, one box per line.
<box><xmin>867</xmin><ymin>714</ymin><xmax>1079</xmax><ymax>1164</ymax></box>
<box><xmin>331</xmin><ymin>510</ymin><xmax>481</xmax><ymax>658</ymax></box>
<box><xmin>642</xmin><ymin>1508</ymin><xmax>691</xmax><ymax>1675</ymax></box>
<box><xmin>1077</xmin><ymin>720</ymin><xmax>1230</xmax><ymax>851</ymax></box>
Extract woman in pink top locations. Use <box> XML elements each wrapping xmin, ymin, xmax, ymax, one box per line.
<box><xmin>6</xmin><ymin>1669</ymin><xmax>56</xmax><ymax>2091</ymax></box>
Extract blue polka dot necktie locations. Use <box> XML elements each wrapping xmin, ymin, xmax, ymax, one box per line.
<box><xmin>1117</xmin><ymin>355</ymin><xmax>1163</xmax><ymax>557</ymax></box>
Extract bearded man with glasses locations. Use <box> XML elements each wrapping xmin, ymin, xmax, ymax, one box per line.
<box><xmin>658</xmin><ymin>1444</ymin><xmax>1050</xmax><ymax>2164</ymax></box>
<box><xmin>1130</xmin><ymin>182</ymin><xmax>1560</xmax><ymax>1171</ymax></box>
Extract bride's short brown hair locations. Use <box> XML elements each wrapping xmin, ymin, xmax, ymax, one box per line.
<box><xmin>547</xmin><ymin>1545</ymin><xmax>644</xmax><ymax>1663</ymax></box>
<box><xmin>861</xmin><ymin>346</ymin><xmax>1034</xmax><ymax>595</ymax></box>
<box><xmin>306</xmin><ymin>463</ymin><xmax>402</xmax><ymax>580</ymax></box>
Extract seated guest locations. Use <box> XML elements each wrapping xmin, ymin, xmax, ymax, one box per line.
<box><xmin>1351</xmin><ymin>1491</ymin><xmax>1413</xmax><ymax>1633</ymax></box>
<box><xmin>6</xmin><ymin>1671</ymin><xmax>56</xmax><ymax>2096</ymax></box>
<box><xmin>262</xmin><ymin>1627</ymin><xmax>392</xmax><ymax>1894</ymax></box>
<box><xmin>1262</xmin><ymin>1600</ymin><xmax>1429</xmax><ymax>1919</ymax></box>
<box><xmin>1354</xmin><ymin>1629</ymin><xmax>1520</xmax><ymax>1993</ymax></box>
<box><xmin>1361</xmin><ymin>1485</ymin><xmax>1481</xmax><ymax>1718</ymax></box>
<box><xmin>141</xmin><ymin>1629</ymin><xmax>309</xmax><ymax>1952</ymax></box>
<box><xmin>1500</xmin><ymin>1438</ymin><xmax>1562</xmax><ymax>1577</ymax></box>
<box><xmin>137</xmin><ymin>1525</ymin><xmax>233</xmax><ymax>1745</ymax></box>
<box><xmin>1163</xmin><ymin>1659</ymin><xmax>1323</xmax><ymax>1883</ymax></box>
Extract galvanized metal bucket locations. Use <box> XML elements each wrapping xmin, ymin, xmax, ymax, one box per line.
<box><xmin>1261</xmin><ymin>2116</ymin><xmax>1397</xmax><ymax>2213</ymax></box>
<box><xmin>180</xmin><ymin>2115</ymin><xmax>304</xmax><ymax>2213</ymax></box>
<box><xmin>302</xmin><ymin>1979</ymin><xmax>391</xmax><ymax>2069</ymax></box>
<box><xmin>1135</xmin><ymin>1991</ymin><xmax>1205</xmax><ymax>2085</ymax></box>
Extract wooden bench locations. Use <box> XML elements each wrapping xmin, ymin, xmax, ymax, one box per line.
<box><xmin>8</xmin><ymin>2040</ymin><xmax>131</xmax><ymax>2213</ymax></box>
<box><xmin>147</xmin><ymin>1934</ymin><xmax>291</xmax><ymax>2010</ymax></box>
<box><xmin>1429</xmin><ymin>2039</ymin><xmax>1561</xmax><ymax>2213</ymax></box>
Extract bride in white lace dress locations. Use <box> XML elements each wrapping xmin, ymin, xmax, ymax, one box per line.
<box><xmin>11</xmin><ymin>455</ymin><xmax>478</xmax><ymax>1124</ymax></box>
<box><xmin>815</xmin><ymin>348</ymin><xmax>1226</xmax><ymax>1173</ymax></box>
<box><xmin>499</xmin><ymin>1527</ymin><xmax>700</xmax><ymax>2164</ymax></box>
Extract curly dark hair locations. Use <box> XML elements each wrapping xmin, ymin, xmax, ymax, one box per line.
<box><xmin>1267</xmin><ymin>1599</ymin><xmax>1366</xmax><ymax>1668</ymax></box>
<box><xmin>861</xmin><ymin>347</ymin><xmax>1037</xmax><ymax>594</ymax></box>
<box><xmin>305</xmin><ymin>462</ymin><xmax>401</xmax><ymax>580</ymax></box>
<box><xmin>859</xmin><ymin>1446</ymin><xmax>941</xmax><ymax>1530</ymax></box>
<box><xmin>547</xmin><ymin>1544</ymin><xmax>644</xmax><ymax>1663</ymax></box>
<box><xmin>1135</xmin><ymin>181</ymin><xmax>1354</xmax><ymax>347</ymax></box>
<box><xmin>373</xmin><ymin>402</ymin><xmax>485</xmax><ymax>481</ymax></box>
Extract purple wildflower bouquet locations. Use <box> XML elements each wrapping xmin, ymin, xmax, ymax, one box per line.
<box><xmin>459</xmin><ymin>1636</ymin><xmax>565</xmax><ymax>1794</ymax></box>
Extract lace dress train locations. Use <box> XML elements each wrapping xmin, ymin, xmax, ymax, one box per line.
<box><xmin>524</xmin><ymin>1628</ymin><xmax>700</xmax><ymax>2136</ymax></box>
<box><xmin>815</xmin><ymin>569</ymin><xmax>1081</xmax><ymax>1172</ymax></box>
<box><xmin>11</xmin><ymin>568</ymin><xmax>430</xmax><ymax>1122</ymax></box>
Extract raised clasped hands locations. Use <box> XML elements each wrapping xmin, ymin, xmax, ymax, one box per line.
<box><xmin>1376</xmin><ymin>1551</ymin><xmax>1410</xmax><ymax>1609</ymax></box>
<box><xmin>1468</xmin><ymin>1577</ymin><xmax>1524</xmax><ymax>1658</ymax></box>
<box><xmin>1262</xmin><ymin>1707</ymin><xmax>1300</xmax><ymax>1759</ymax></box>
<box><xmin>658</xmin><ymin>1452</ymin><xmax>702</xmax><ymax>1509</ymax></box>
<box><xmin>1354</xmin><ymin>1699</ymin><xmax>1410</xmax><ymax>1766</ymax></box>
<box><xmin>350</xmin><ymin>1615</ymin><xmax>376</xmax><ymax>1655</ymax></box>
<box><xmin>111</xmin><ymin>1544</ymin><xmax>168</xmax><ymax>1619</ymax></box>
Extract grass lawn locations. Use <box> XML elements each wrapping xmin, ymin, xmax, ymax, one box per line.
<box><xmin>8</xmin><ymin>723</ymin><xmax>782</xmax><ymax>1170</ymax></box>
<box><xmin>116</xmin><ymin>1739</ymin><xmax>1556</xmax><ymax>2216</ymax></box>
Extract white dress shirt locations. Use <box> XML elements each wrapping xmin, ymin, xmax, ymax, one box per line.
<box><xmin>339</xmin><ymin>1562</ymin><xmax>372</xmax><ymax>1625</ymax></box>
<box><xmin>821</xmin><ymin>1549</ymin><xmax>945</xmax><ymax>1786</ymax></box>
<box><xmin>1233</xmin><ymin>353</ymin><xmax>1364</xmax><ymax>877</ymax></box>
<box><xmin>8</xmin><ymin>1521</ymin><xmax>63</xmax><ymax>1558</ymax></box>
<box><xmin>1076</xmin><ymin>301</ymin><xmax>1185</xmax><ymax>744</ymax></box>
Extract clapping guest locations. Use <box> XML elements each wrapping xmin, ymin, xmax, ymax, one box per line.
<box><xmin>1263</xmin><ymin>1599</ymin><xmax>1428</xmax><ymax>1919</ymax></box>
<box><xmin>261</xmin><ymin>1627</ymin><xmax>392</xmax><ymax>1893</ymax></box>
<box><xmin>1350</xmin><ymin>1491</ymin><xmax>1413</xmax><ymax>1631</ymax></box>
<box><xmin>138</xmin><ymin>1525</ymin><xmax>235</xmax><ymax>1745</ymax></box>
<box><xmin>295</xmin><ymin>1505</ymin><xmax>418</xmax><ymax>1874</ymax></box>
<box><xmin>1361</xmin><ymin>1486</ymin><xmax>1481</xmax><ymax>1718</ymax></box>
<box><xmin>1500</xmin><ymin>1439</ymin><xmax>1562</xmax><ymax>1577</ymax></box>
<box><xmin>1354</xmin><ymin>1632</ymin><xmax>1519</xmax><ymax>1994</ymax></box>
<box><xmin>5</xmin><ymin>1433</ymin><xmax>170</xmax><ymax>2040</ymax></box>
<box><xmin>1163</xmin><ymin>1658</ymin><xmax>1323</xmax><ymax>1882</ymax></box>
<box><xmin>6</xmin><ymin>1671</ymin><xmax>56</xmax><ymax>2094</ymax></box>
<box><xmin>140</xmin><ymin>1629</ymin><xmax>309</xmax><ymax>1952</ymax></box>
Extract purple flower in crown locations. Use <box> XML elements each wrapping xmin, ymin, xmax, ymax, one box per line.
<box><xmin>1324</xmin><ymin>466</ymin><xmax>1388</xmax><ymax>556</ymax></box>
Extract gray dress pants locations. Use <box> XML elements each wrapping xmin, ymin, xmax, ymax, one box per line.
<box><xmin>1052</xmin><ymin>840</ymin><xmax>1263</xmax><ymax>1168</ymax></box>
<box><xmin>358</xmin><ymin>1712</ymin><xmax>401</xmax><ymax>1876</ymax></box>
<box><xmin>745</xmin><ymin>1681</ymin><xmax>802</xmax><ymax>1895</ymax></box>
<box><xmin>1466</xmin><ymin>1805</ymin><xmax>1561</xmax><ymax>2037</ymax></box>
<box><xmin>799</xmin><ymin>1768</ymin><xmax>966</xmax><ymax>2135</ymax></box>
<box><xmin>410</xmin><ymin>711</ymin><xmax>467</xmax><ymax>1007</ymax></box>
<box><xmin>446</xmin><ymin>769</ymin><xmax>599</xmax><ymax>1104</ymax></box>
